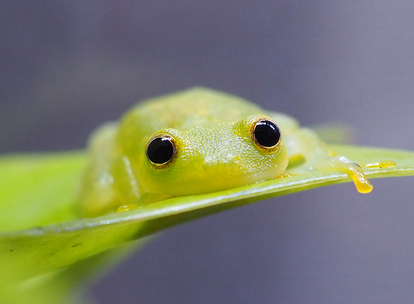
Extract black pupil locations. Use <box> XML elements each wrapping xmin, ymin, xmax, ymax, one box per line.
<box><xmin>254</xmin><ymin>120</ymin><xmax>281</xmax><ymax>147</ymax></box>
<box><xmin>147</xmin><ymin>137</ymin><xmax>174</xmax><ymax>164</ymax></box>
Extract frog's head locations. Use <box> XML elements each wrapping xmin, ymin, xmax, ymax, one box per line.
<box><xmin>134</xmin><ymin>114</ymin><xmax>288</xmax><ymax>198</ymax></box>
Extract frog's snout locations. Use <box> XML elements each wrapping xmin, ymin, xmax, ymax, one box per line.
<box><xmin>202</xmin><ymin>153</ymin><xmax>242</xmax><ymax>166</ymax></box>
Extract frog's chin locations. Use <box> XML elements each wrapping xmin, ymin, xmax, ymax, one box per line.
<box><xmin>139</xmin><ymin>176</ymin><xmax>266</xmax><ymax>205</ymax></box>
<box><xmin>144</xmin><ymin>164</ymin><xmax>288</xmax><ymax>201</ymax></box>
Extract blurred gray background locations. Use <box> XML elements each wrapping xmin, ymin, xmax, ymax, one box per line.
<box><xmin>1</xmin><ymin>1</ymin><xmax>414</xmax><ymax>303</ymax></box>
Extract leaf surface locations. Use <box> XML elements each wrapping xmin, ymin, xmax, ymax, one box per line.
<box><xmin>0</xmin><ymin>145</ymin><xmax>413</xmax><ymax>302</ymax></box>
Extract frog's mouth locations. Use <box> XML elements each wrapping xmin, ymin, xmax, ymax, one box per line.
<box><xmin>143</xmin><ymin>144</ymin><xmax>288</xmax><ymax>199</ymax></box>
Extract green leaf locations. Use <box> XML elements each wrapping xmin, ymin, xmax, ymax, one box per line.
<box><xmin>0</xmin><ymin>145</ymin><xmax>414</xmax><ymax>303</ymax></box>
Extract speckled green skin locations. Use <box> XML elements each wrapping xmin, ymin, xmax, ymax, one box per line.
<box><xmin>79</xmin><ymin>87</ymin><xmax>306</xmax><ymax>217</ymax></box>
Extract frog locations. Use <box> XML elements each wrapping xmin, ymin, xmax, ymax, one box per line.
<box><xmin>79</xmin><ymin>87</ymin><xmax>395</xmax><ymax>217</ymax></box>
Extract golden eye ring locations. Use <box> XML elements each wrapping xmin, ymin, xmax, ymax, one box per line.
<box><xmin>250</xmin><ymin>117</ymin><xmax>282</xmax><ymax>153</ymax></box>
<box><xmin>146</xmin><ymin>134</ymin><xmax>177</xmax><ymax>168</ymax></box>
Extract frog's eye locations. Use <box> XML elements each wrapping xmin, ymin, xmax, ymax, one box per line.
<box><xmin>251</xmin><ymin>118</ymin><xmax>281</xmax><ymax>151</ymax></box>
<box><xmin>146</xmin><ymin>134</ymin><xmax>177</xmax><ymax>167</ymax></box>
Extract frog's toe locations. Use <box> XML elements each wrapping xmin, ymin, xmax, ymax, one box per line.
<box><xmin>316</xmin><ymin>156</ymin><xmax>373</xmax><ymax>193</ymax></box>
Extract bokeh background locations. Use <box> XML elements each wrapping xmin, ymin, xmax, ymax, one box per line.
<box><xmin>1</xmin><ymin>1</ymin><xmax>414</xmax><ymax>303</ymax></box>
